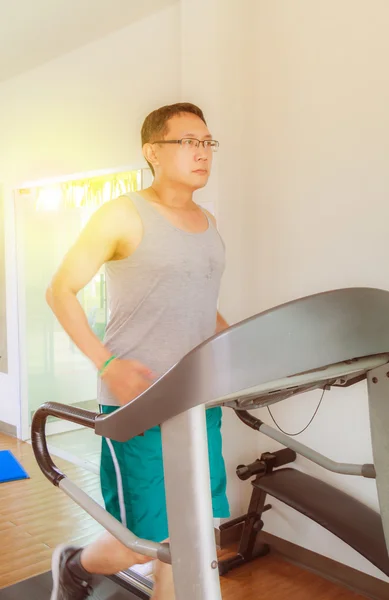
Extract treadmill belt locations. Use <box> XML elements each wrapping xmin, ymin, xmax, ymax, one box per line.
<box><xmin>0</xmin><ymin>571</ymin><xmax>148</xmax><ymax>599</ymax></box>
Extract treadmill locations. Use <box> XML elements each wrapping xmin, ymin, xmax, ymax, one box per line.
<box><xmin>2</xmin><ymin>288</ymin><xmax>389</xmax><ymax>599</ymax></box>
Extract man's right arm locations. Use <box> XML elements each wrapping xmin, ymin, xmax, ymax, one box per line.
<box><xmin>46</xmin><ymin>198</ymin><xmax>154</xmax><ymax>405</ymax></box>
<box><xmin>46</xmin><ymin>200</ymin><xmax>121</xmax><ymax>370</ymax></box>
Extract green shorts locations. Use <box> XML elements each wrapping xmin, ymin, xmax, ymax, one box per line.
<box><xmin>100</xmin><ymin>405</ymin><xmax>230</xmax><ymax>543</ymax></box>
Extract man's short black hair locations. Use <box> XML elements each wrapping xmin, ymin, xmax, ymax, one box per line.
<box><xmin>141</xmin><ymin>103</ymin><xmax>207</xmax><ymax>174</ymax></box>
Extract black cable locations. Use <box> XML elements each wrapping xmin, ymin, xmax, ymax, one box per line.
<box><xmin>266</xmin><ymin>387</ymin><xmax>326</xmax><ymax>437</ymax></box>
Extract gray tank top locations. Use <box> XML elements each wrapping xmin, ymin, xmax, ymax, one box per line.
<box><xmin>98</xmin><ymin>192</ymin><xmax>225</xmax><ymax>406</ymax></box>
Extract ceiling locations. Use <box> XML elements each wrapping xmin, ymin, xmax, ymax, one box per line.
<box><xmin>0</xmin><ymin>0</ymin><xmax>177</xmax><ymax>83</ymax></box>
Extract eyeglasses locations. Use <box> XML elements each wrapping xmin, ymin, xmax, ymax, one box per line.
<box><xmin>152</xmin><ymin>138</ymin><xmax>220</xmax><ymax>152</ymax></box>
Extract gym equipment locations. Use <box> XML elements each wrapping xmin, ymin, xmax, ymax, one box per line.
<box><xmin>219</xmin><ymin>447</ymin><xmax>389</xmax><ymax>576</ymax></box>
<box><xmin>6</xmin><ymin>287</ymin><xmax>389</xmax><ymax>599</ymax></box>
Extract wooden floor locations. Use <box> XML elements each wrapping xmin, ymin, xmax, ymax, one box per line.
<box><xmin>0</xmin><ymin>433</ymin><xmax>104</xmax><ymax>589</ymax></box>
<box><xmin>0</xmin><ymin>433</ymin><xmax>364</xmax><ymax>598</ymax></box>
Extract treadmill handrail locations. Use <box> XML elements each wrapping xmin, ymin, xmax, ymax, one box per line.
<box><xmin>31</xmin><ymin>402</ymin><xmax>98</xmax><ymax>486</ymax></box>
<box><xmin>31</xmin><ymin>402</ymin><xmax>171</xmax><ymax>564</ymax></box>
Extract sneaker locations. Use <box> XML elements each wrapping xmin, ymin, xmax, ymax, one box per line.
<box><xmin>50</xmin><ymin>543</ymin><xmax>93</xmax><ymax>600</ymax></box>
<box><xmin>130</xmin><ymin>560</ymin><xmax>155</xmax><ymax>580</ymax></box>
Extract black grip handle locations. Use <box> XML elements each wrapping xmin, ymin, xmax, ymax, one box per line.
<box><xmin>31</xmin><ymin>402</ymin><xmax>98</xmax><ymax>487</ymax></box>
<box><xmin>236</xmin><ymin>460</ymin><xmax>266</xmax><ymax>481</ymax></box>
<box><xmin>272</xmin><ymin>448</ymin><xmax>297</xmax><ymax>468</ymax></box>
<box><xmin>236</xmin><ymin>448</ymin><xmax>297</xmax><ymax>481</ymax></box>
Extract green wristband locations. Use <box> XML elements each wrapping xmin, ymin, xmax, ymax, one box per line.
<box><xmin>99</xmin><ymin>355</ymin><xmax>116</xmax><ymax>377</ymax></box>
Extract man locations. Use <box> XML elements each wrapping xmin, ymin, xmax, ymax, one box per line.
<box><xmin>47</xmin><ymin>102</ymin><xmax>230</xmax><ymax>600</ymax></box>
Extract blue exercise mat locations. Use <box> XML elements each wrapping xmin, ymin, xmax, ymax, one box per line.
<box><xmin>0</xmin><ymin>450</ymin><xmax>29</xmax><ymax>483</ymax></box>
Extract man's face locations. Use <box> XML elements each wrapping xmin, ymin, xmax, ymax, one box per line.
<box><xmin>149</xmin><ymin>113</ymin><xmax>216</xmax><ymax>190</ymax></box>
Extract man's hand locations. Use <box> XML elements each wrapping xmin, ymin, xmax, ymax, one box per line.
<box><xmin>101</xmin><ymin>358</ymin><xmax>155</xmax><ymax>406</ymax></box>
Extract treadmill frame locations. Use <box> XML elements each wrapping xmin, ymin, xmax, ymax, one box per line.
<box><xmin>30</xmin><ymin>288</ymin><xmax>389</xmax><ymax>599</ymax></box>
<box><xmin>31</xmin><ymin>355</ymin><xmax>389</xmax><ymax>599</ymax></box>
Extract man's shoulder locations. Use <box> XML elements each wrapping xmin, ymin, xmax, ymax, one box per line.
<box><xmin>98</xmin><ymin>194</ymin><xmax>139</xmax><ymax>222</ymax></box>
<box><xmin>90</xmin><ymin>194</ymin><xmax>141</xmax><ymax>243</ymax></box>
<box><xmin>106</xmin><ymin>193</ymin><xmax>135</xmax><ymax>212</ymax></box>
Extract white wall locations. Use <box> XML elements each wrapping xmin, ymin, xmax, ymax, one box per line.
<box><xmin>0</xmin><ymin>182</ymin><xmax>21</xmax><ymax>429</ymax></box>
<box><xmin>180</xmin><ymin>0</ymin><xmax>260</xmax><ymax>518</ymax></box>
<box><xmin>0</xmin><ymin>5</ymin><xmax>180</xmax><ymax>184</ymax></box>
<box><xmin>0</xmin><ymin>3</ymin><xmax>181</xmax><ymax>430</ymax></box>
<box><xmin>181</xmin><ymin>0</ymin><xmax>259</xmax><ymax>322</ymax></box>
<box><xmin>0</xmin><ymin>185</ymin><xmax>7</xmax><ymax>374</ymax></box>
<box><xmin>254</xmin><ymin>0</ymin><xmax>389</xmax><ymax>581</ymax></box>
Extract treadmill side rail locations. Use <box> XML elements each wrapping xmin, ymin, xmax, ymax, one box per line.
<box><xmin>60</xmin><ymin>479</ymin><xmax>170</xmax><ymax>562</ymax></box>
<box><xmin>162</xmin><ymin>406</ymin><xmax>222</xmax><ymax>600</ymax></box>
<box><xmin>235</xmin><ymin>411</ymin><xmax>376</xmax><ymax>478</ymax></box>
<box><xmin>31</xmin><ymin>402</ymin><xmax>98</xmax><ymax>485</ymax></box>
<box><xmin>31</xmin><ymin>401</ymin><xmax>171</xmax><ymax>564</ymax></box>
